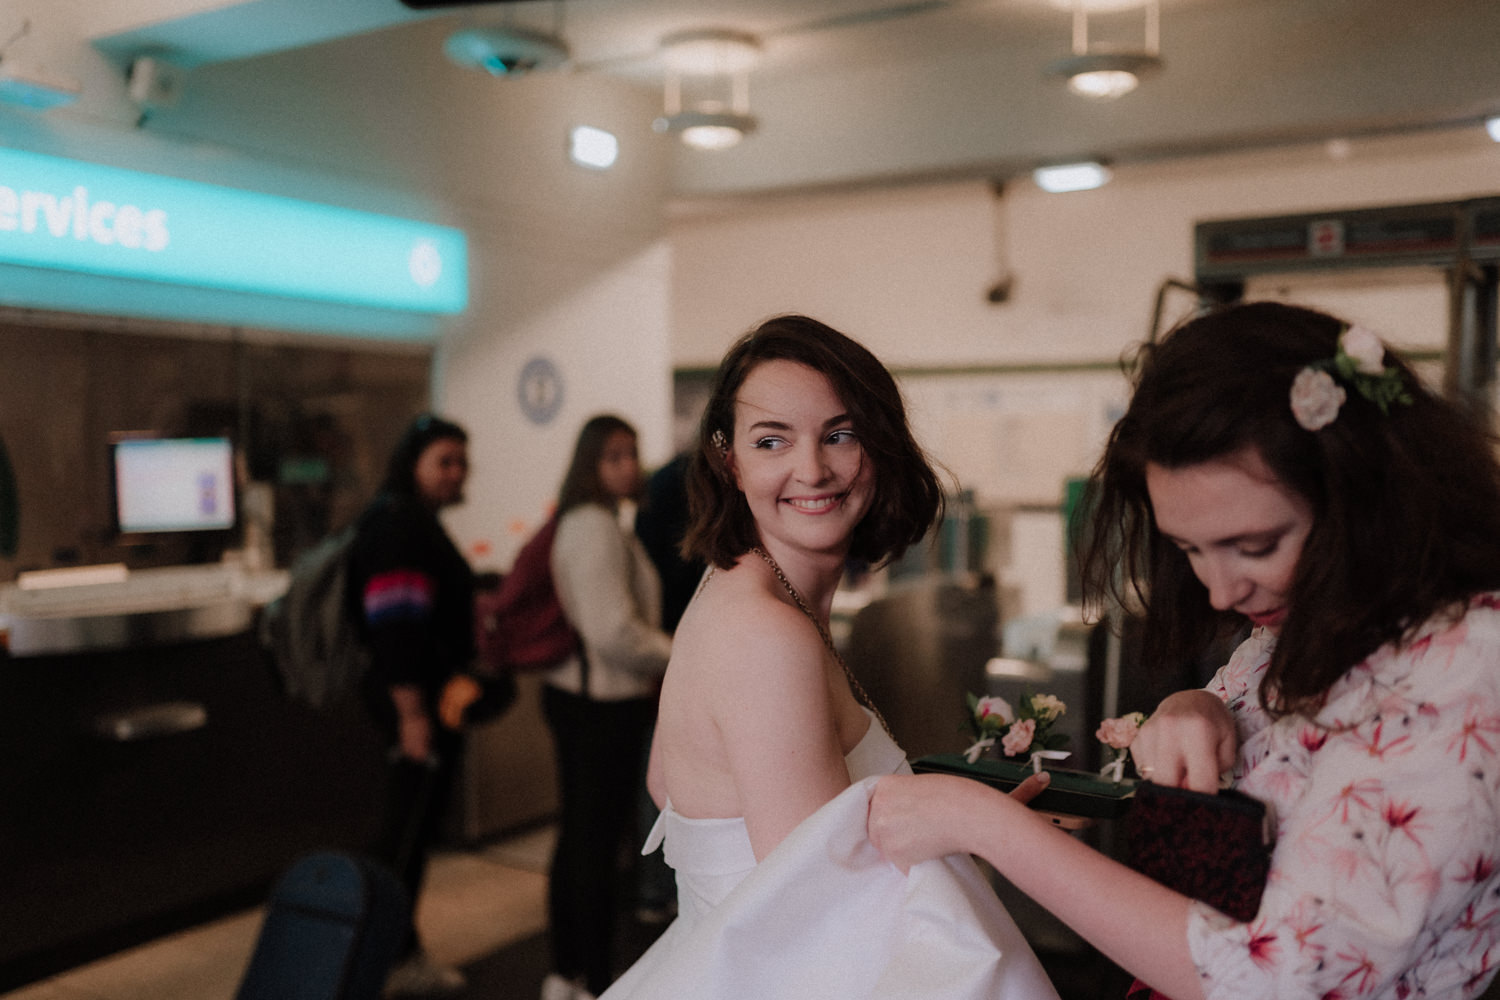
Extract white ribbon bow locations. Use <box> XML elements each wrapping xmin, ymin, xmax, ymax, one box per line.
<box><xmin>1028</xmin><ymin>749</ymin><xmax>1071</xmax><ymax>774</ymax></box>
<box><xmin>1099</xmin><ymin>753</ymin><xmax>1128</xmax><ymax>784</ymax></box>
<box><xmin>963</xmin><ymin>737</ymin><xmax>995</xmax><ymax>763</ymax></box>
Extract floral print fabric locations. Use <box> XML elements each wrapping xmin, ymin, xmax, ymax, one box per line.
<box><xmin>1186</xmin><ymin>594</ymin><xmax>1500</xmax><ymax>999</ymax></box>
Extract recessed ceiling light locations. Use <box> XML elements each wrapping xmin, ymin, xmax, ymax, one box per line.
<box><xmin>1486</xmin><ymin>116</ymin><xmax>1500</xmax><ymax>143</ymax></box>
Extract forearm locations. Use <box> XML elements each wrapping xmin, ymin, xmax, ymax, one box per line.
<box><xmin>966</xmin><ymin>793</ymin><xmax>1204</xmax><ymax>1000</ymax></box>
<box><xmin>874</xmin><ymin>775</ymin><xmax>1206</xmax><ymax>1000</ymax></box>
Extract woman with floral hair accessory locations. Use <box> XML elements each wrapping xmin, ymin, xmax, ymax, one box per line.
<box><xmin>600</xmin><ymin>315</ymin><xmax>1058</xmax><ymax>1000</ymax></box>
<box><xmin>870</xmin><ymin>301</ymin><xmax>1500</xmax><ymax>1000</ymax></box>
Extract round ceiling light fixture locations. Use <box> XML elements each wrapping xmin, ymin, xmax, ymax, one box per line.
<box><xmin>1047</xmin><ymin>0</ymin><xmax>1162</xmax><ymax>99</ymax></box>
<box><xmin>652</xmin><ymin>108</ymin><xmax>758</xmax><ymax>151</ymax></box>
<box><xmin>443</xmin><ymin>25</ymin><xmax>570</xmax><ymax>76</ymax></box>
<box><xmin>654</xmin><ymin>28</ymin><xmax>761</xmax><ymax>151</ymax></box>
<box><xmin>1048</xmin><ymin>50</ymin><xmax>1162</xmax><ymax>98</ymax></box>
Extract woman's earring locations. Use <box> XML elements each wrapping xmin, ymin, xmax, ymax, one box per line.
<box><xmin>711</xmin><ymin>429</ymin><xmax>728</xmax><ymax>455</ymax></box>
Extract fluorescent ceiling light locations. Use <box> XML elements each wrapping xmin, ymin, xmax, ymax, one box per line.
<box><xmin>569</xmin><ymin>125</ymin><xmax>618</xmax><ymax>169</ymax></box>
<box><xmin>1487</xmin><ymin>116</ymin><xmax>1500</xmax><ymax>143</ymax></box>
<box><xmin>1033</xmin><ymin>161</ymin><xmax>1112</xmax><ymax>193</ymax></box>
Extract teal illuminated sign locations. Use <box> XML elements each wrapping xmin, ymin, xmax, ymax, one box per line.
<box><xmin>0</xmin><ymin>146</ymin><xmax>467</xmax><ymax>314</ymax></box>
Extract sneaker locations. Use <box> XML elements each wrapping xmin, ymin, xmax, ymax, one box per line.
<box><xmin>541</xmin><ymin>972</ymin><xmax>596</xmax><ymax>1000</ymax></box>
<box><xmin>384</xmin><ymin>952</ymin><xmax>467</xmax><ymax>997</ymax></box>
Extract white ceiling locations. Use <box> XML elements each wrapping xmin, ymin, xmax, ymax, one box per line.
<box><xmin>32</xmin><ymin>0</ymin><xmax>1500</xmax><ymax>198</ymax></box>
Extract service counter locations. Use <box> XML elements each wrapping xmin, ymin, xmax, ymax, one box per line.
<box><xmin>0</xmin><ymin>566</ymin><xmax>386</xmax><ymax>991</ymax></box>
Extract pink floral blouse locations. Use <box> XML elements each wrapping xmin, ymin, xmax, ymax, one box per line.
<box><xmin>1187</xmin><ymin>594</ymin><xmax>1500</xmax><ymax>1000</ymax></box>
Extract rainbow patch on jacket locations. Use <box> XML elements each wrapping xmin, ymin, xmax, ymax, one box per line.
<box><xmin>363</xmin><ymin>569</ymin><xmax>435</xmax><ymax>625</ymax></box>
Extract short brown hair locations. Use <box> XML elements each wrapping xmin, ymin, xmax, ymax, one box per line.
<box><xmin>683</xmin><ymin>315</ymin><xmax>943</xmax><ymax>569</ymax></box>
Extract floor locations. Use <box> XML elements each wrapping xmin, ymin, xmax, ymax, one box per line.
<box><xmin>0</xmin><ymin>827</ymin><xmax>559</xmax><ymax>1000</ymax></box>
<box><xmin>1</xmin><ymin>823</ymin><xmax>1128</xmax><ymax>1000</ymax></box>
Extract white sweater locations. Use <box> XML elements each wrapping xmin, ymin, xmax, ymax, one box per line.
<box><xmin>546</xmin><ymin>502</ymin><xmax>673</xmax><ymax>700</ymax></box>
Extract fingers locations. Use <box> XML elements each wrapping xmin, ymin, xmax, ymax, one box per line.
<box><xmin>438</xmin><ymin>674</ymin><xmax>482</xmax><ymax>730</ymax></box>
<box><xmin>1006</xmin><ymin>770</ymin><xmax>1052</xmax><ymax>807</ymax></box>
<box><xmin>1133</xmin><ymin>689</ymin><xmax>1238</xmax><ymax>793</ymax></box>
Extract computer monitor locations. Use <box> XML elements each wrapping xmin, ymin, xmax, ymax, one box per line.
<box><xmin>110</xmin><ymin>436</ymin><xmax>237</xmax><ymax>535</ymax></box>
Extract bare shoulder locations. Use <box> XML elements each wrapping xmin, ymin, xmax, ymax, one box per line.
<box><xmin>671</xmin><ymin>561</ymin><xmax>827</xmax><ymax>693</ymax></box>
<box><xmin>656</xmin><ymin>560</ymin><xmax>837</xmax><ymax>816</ymax></box>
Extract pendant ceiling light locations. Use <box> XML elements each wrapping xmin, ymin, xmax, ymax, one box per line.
<box><xmin>652</xmin><ymin>29</ymin><xmax>761</xmax><ymax>151</ymax></box>
<box><xmin>1047</xmin><ymin>0</ymin><xmax>1162</xmax><ymax>100</ymax></box>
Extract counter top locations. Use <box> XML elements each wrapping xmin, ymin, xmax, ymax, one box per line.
<box><xmin>0</xmin><ymin>564</ymin><xmax>290</xmax><ymax>657</ymax></box>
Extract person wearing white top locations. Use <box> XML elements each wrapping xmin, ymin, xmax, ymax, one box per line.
<box><xmin>540</xmin><ymin>415</ymin><xmax>672</xmax><ymax>1000</ymax></box>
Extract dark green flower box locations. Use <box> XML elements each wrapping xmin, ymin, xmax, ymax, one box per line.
<box><xmin>911</xmin><ymin>752</ymin><xmax>1137</xmax><ymax>821</ymax></box>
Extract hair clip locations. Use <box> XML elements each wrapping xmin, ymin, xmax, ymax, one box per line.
<box><xmin>710</xmin><ymin>429</ymin><xmax>728</xmax><ymax>454</ymax></box>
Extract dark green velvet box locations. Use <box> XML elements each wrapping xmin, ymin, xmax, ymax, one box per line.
<box><xmin>912</xmin><ymin>752</ymin><xmax>1138</xmax><ymax>820</ymax></box>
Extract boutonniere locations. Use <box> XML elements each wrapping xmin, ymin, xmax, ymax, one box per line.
<box><xmin>964</xmin><ymin>691</ymin><xmax>1071</xmax><ymax>773</ymax></box>
<box><xmin>1096</xmin><ymin>711</ymin><xmax>1148</xmax><ymax>783</ymax></box>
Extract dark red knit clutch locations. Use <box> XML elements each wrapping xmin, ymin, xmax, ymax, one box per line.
<box><xmin>1122</xmin><ymin>782</ymin><xmax>1274</xmax><ymax>1000</ymax></box>
<box><xmin>1124</xmin><ymin>780</ymin><xmax>1273</xmax><ymax>922</ymax></box>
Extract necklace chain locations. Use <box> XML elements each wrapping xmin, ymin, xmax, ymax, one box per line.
<box><xmin>750</xmin><ymin>547</ymin><xmax>894</xmax><ymax>742</ymax></box>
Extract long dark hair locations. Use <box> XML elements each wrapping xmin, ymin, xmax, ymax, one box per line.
<box><xmin>380</xmin><ymin>413</ymin><xmax>468</xmax><ymax>498</ymax></box>
<box><xmin>557</xmin><ymin>414</ymin><xmax>640</xmax><ymax>516</ymax></box>
<box><xmin>1078</xmin><ymin>301</ymin><xmax>1500</xmax><ymax>718</ymax></box>
<box><xmin>683</xmin><ymin>314</ymin><xmax>944</xmax><ymax>570</ymax></box>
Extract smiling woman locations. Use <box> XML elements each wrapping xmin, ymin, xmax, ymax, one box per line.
<box><xmin>599</xmin><ymin>315</ymin><xmax>1059</xmax><ymax>1000</ymax></box>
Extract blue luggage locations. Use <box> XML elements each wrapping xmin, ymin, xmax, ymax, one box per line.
<box><xmin>235</xmin><ymin>851</ymin><xmax>410</xmax><ymax>1000</ymax></box>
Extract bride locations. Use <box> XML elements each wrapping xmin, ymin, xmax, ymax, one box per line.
<box><xmin>599</xmin><ymin>315</ymin><xmax>1058</xmax><ymax>1000</ymax></box>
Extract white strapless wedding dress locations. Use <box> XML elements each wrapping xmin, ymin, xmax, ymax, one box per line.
<box><xmin>601</xmin><ymin>712</ymin><xmax>1060</xmax><ymax>1000</ymax></box>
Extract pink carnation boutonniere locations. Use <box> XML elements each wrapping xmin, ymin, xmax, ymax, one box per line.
<box><xmin>964</xmin><ymin>691</ymin><xmax>1071</xmax><ymax>773</ymax></box>
<box><xmin>1096</xmin><ymin>711</ymin><xmax>1148</xmax><ymax>783</ymax></box>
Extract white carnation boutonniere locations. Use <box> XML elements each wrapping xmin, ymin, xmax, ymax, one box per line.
<box><xmin>964</xmin><ymin>691</ymin><xmax>1071</xmax><ymax>773</ymax></box>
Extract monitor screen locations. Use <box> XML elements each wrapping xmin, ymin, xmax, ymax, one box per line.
<box><xmin>112</xmin><ymin>436</ymin><xmax>236</xmax><ymax>534</ymax></box>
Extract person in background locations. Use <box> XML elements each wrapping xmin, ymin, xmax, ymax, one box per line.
<box><xmin>870</xmin><ymin>301</ymin><xmax>1500</xmax><ymax>1000</ymax></box>
<box><xmin>541</xmin><ymin>414</ymin><xmax>674</xmax><ymax>1000</ymax></box>
<box><xmin>636</xmin><ymin>450</ymin><xmax>706</xmax><ymax>634</ymax></box>
<box><xmin>347</xmin><ymin>413</ymin><xmax>478</xmax><ymax>998</ymax></box>
<box><xmin>630</xmin><ymin>450</ymin><xmax>707</xmax><ymax>924</ymax></box>
<box><xmin>601</xmin><ymin>315</ymin><xmax>1057</xmax><ymax>1000</ymax></box>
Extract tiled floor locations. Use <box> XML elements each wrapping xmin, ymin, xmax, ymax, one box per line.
<box><xmin>1</xmin><ymin>827</ymin><xmax>558</xmax><ymax>1000</ymax></box>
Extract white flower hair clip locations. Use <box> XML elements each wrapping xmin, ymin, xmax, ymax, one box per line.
<box><xmin>1289</xmin><ymin>324</ymin><xmax>1412</xmax><ymax>431</ymax></box>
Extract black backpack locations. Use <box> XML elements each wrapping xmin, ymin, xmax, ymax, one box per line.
<box><xmin>259</xmin><ymin>526</ymin><xmax>371</xmax><ymax>710</ymax></box>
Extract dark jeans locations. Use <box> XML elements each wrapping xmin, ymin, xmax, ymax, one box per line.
<box><xmin>542</xmin><ymin>685</ymin><xmax>657</xmax><ymax>995</ymax></box>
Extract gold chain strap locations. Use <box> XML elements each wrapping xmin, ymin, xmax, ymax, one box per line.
<box><xmin>749</xmin><ymin>546</ymin><xmax>895</xmax><ymax>742</ymax></box>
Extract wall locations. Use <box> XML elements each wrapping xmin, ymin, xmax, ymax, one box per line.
<box><xmin>668</xmin><ymin>126</ymin><xmax>1500</xmax><ymax>614</ymax></box>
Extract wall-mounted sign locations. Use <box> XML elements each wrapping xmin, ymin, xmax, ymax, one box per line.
<box><xmin>0</xmin><ymin>146</ymin><xmax>467</xmax><ymax>314</ymax></box>
<box><xmin>518</xmin><ymin>356</ymin><xmax>564</xmax><ymax>425</ymax></box>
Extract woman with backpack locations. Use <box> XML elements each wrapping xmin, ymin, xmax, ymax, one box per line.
<box><xmin>346</xmin><ymin>413</ymin><xmax>478</xmax><ymax>997</ymax></box>
<box><xmin>541</xmin><ymin>414</ymin><xmax>674</xmax><ymax>1000</ymax></box>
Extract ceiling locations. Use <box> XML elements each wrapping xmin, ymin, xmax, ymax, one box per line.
<box><xmin>37</xmin><ymin>0</ymin><xmax>1500</xmax><ymax>197</ymax></box>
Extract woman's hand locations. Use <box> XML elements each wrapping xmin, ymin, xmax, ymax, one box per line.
<box><xmin>438</xmin><ymin>674</ymin><xmax>483</xmax><ymax>730</ymax></box>
<box><xmin>390</xmin><ymin>683</ymin><xmax>433</xmax><ymax>762</ymax></box>
<box><xmin>869</xmin><ymin>771</ymin><xmax>1047</xmax><ymax>873</ymax></box>
<box><xmin>1131</xmin><ymin>690</ymin><xmax>1238</xmax><ymax>793</ymax></box>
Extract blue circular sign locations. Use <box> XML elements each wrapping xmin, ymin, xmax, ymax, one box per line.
<box><xmin>518</xmin><ymin>356</ymin><xmax>564</xmax><ymax>425</ymax></box>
